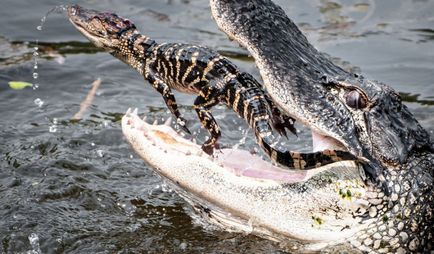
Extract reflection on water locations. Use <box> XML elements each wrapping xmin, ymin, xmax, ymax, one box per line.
<box><xmin>0</xmin><ymin>0</ymin><xmax>433</xmax><ymax>253</ymax></box>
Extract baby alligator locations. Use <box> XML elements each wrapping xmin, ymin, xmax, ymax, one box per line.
<box><xmin>68</xmin><ymin>5</ymin><xmax>358</xmax><ymax>169</ymax></box>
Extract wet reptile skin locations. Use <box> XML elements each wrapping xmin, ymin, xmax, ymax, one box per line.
<box><xmin>210</xmin><ymin>0</ymin><xmax>433</xmax><ymax>252</ymax></box>
<box><xmin>67</xmin><ymin>5</ymin><xmax>363</xmax><ymax>170</ymax></box>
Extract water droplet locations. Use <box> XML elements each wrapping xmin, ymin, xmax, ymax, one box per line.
<box><xmin>33</xmin><ymin>64</ymin><xmax>38</xmax><ymax>70</ymax></box>
<box><xmin>53</xmin><ymin>118</ymin><xmax>58</xmax><ymax>125</ymax></box>
<box><xmin>28</xmin><ymin>233</ymin><xmax>41</xmax><ymax>254</ymax></box>
<box><xmin>34</xmin><ymin>98</ymin><xmax>44</xmax><ymax>107</ymax></box>
<box><xmin>91</xmin><ymin>142</ymin><xmax>95</xmax><ymax>147</ymax></box>
<box><xmin>117</xmin><ymin>201</ymin><xmax>136</xmax><ymax>216</ymax></box>
<box><xmin>129</xmin><ymin>154</ymin><xmax>134</xmax><ymax>159</ymax></box>
<box><xmin>36</xmin><ymin>26</ymin><xmax>42</xmax><ymax>31</ymax></box>
<box><xmin>41</xmin><ymin>16</ymin><xmax>46</xmax><ymax>23</ymax></box>
<box><xmin>97</xmin><ymin>150</ymin><xmax>104</xmax><ymax>157</ymax></box>
<box><xmin>33</xmin><ymin>51</ymin><xmax>39</xmax><ymax>57</ymax></box>
<box><xmin>33</xmin><ymin>73</ymin><xmax>39</xmax><ymax>79</ymax></box>
<box><xmin>49</xmin><ymin>125</ymin><xmax>57</xmax><ymax>133</ymax></box>
<box><xmin>34</xmin><ymin>46</ymin><xmax>38</xmax><ymax>51</ymax></box>
<box><xmin>32</xmin><ymin>83</ymin><xmax>39</xmax><ymax>90</ymax></box>
<box><xmin>28</xmin><ymin>233</ymin><xmax>39</xmax><ymax>244</ymax></box>
<box><xmin>179</xmin><ymin>242</ymin><xmax>187</xmax><ymax>250</ymax></box>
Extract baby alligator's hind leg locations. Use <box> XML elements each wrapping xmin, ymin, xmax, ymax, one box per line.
<box><xmin>193</xmin><ymin>87</ymin><xmax>223</xmax><ymax>155</ymax></box>
<box><xmin>264</xmin><ymin>94</ymin><xmax>297</xmax><ymax>138</ymax></box>
<box><xmin>146</xmin><ymin>74</ymin><xmax>191</xmax><ymax>134</ymax></box>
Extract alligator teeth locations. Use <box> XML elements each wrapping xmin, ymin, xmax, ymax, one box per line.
<box><xmin>126</xmin><ymin>108</ymin><xmax>132</xmax><ymax>116</ymax></box>
<box><xmin>164</xmin><ymin>117</ymin><xmax>172</xmax><ymax>126</ymax></box>
<box><xmin>132</xmin><ymin>108</ymin><xmax>138</xmax><ymax>115</ymax></box>
<box><xmin>153</xmin><ymin>120</ymin><xmax>158</xmax><ymax>125</ymax></box>
<box><xmin>142</xmin><ymin>116</ymin><xmax>147</xmax><ymax>121</ymax></box>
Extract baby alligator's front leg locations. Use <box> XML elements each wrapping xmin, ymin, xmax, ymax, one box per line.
<box><xmin>193</xmin><ymin>86</ymin><xmax>223</xmax><ymax>155</ymax></box>
<box><xmin>145</xmin><ymin>73</ymin><xmax>191</xmax><ymax>134</ymax></box>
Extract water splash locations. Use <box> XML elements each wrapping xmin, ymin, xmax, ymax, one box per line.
<box><xmin>27</xmin><ymin>233</ymin><xmax>42</xmax><ymax>254</ymax></box>
<box><xmin>34</xmin><ymin>98</ymin><xmax>44</xmax><ymax>107</ymax></box>
<box><xmin>232</xmin><ymin>128</ymin><xmax>250</xmax><ymax>150</ymax></box>
<box><xmin>49</xmin><ymin>117</ymin><xmax>58</xmax><ymax>133</ymax></box>
<box><xmin>117</xmin><ymin>201</ymin><xmax>137</xmax><ymax>217</ymax></box>
<box><xmin>96</xmin><ymin>150</ymin><xmax>104</xmax><ymax>158</ymax></box>
<box><xmin>36</xmin><ymin>5</ymin><xmax>67</xmax><ymax>31</ymax></box>
<box><xmin>32</xmin><ymin>5</ymin><xmax>67</xmax><ymax>92</ymax></box>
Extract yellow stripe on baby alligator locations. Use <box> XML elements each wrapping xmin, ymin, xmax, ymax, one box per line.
<box><xmin>174</xmin><ymin>47</ymin><xmax>184</xmax><ymax>82</ymax></box>
<box><xmin>323</xmin><ymin>149</ymin><xmax>341</xmax><ymax>162</ymax></box>
<box><xmin>242</xmin><ymin>95</ymin><xmax>263</xmax><ymax>123</ymax></box>
<box><xmin>202</xmin><ymin>56</ymin><xmax>223</xmax><ymax>80</ymax></box>
<box><xmin>181</xmin><ymin>50</ymin><xmax>200</xmax><ymax>84</ymax></box>
<box><xmin>290</xmin><ymin>152</ymin><xmax>307</xmax><ymax>169</ymax></box>
<box><xmin>232</xmin><ymin>87</ymin><xmax>245</xmax><ymax>114</ymax></box>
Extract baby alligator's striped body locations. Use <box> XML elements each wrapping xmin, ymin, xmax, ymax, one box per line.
<box><xmin>68</xmin><ymin>5</ymin><xmax>358</xmax><ymax>169</ymax></box>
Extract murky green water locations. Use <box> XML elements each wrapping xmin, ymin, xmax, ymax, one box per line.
<box><xmin>1</xmin><ymin>0</ymin><xmax>433</xmax><ymax>253</ymax></box>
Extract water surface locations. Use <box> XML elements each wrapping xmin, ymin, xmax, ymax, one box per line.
<box><xmin>0</xmin><ymin>0</ymin><xmax>433</xmax><ymax>253</ymax></box>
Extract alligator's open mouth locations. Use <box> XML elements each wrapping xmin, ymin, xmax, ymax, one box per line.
<box><xmin>122</xmin><ymin>108</ymin><xmax>367</xmax><ymax>246</ymax></box>
<box><xmin>122</xmin><ymin>108</ymin><xmax>358</xmax><ymax>183</ymax></box>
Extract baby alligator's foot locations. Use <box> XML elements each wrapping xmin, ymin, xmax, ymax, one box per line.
<box><xmin>176</xmin><ymin>117</ymin><xmax>191</xmax><ymax>135</ymax></box>
<box><xmin>201</xmin><ymin>142</ymin><xmax>220</xmax><ymax>155</ymax></box>
<box><xmin>272</xmin><ymin>115</ymin><xmax>297</xmax><ymax>138</ymax></box>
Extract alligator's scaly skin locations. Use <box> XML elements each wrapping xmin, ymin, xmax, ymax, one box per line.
<box><xmin>210</xmin><ymin>0</ymin><xmax>434</xmax><ymax>252</ymax></box>
<box><xmin>68</xmin><ymin>5</ymin><xmax>360</xmax><ymax>170</ymax></box>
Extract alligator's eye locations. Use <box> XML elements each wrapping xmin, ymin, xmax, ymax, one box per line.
<box><xmin>345</xmin><ymin>90</ymin><xmax>367</xmax><ymax>109</ymax></box>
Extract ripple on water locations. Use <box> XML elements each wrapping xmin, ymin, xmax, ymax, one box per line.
<box><xmin>0</xmin><ymin>0</ymin><xmax>433</xmax><ymax>253</ymax></box>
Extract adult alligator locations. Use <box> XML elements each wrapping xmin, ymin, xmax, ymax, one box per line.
<box><xmin>69</xmin><ymin>1</ymin><xmax>433</xmax><ymax>253</ymax></box>
<box><xmin>209</xmin><ymin>0</ymin><xmax>433</xmax><ymax>251</ymax></box>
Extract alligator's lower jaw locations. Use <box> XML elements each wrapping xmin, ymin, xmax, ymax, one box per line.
<box><xmin>122</xmin><ymin>108</ymin><xmax>369</xmax><ymax>248</ymax></box>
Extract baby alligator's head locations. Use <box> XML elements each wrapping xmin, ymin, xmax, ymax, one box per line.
<box><xmin>68</xmin><ymin>5</ymin><xmax>138</xmax><ymax>53</ymax></box>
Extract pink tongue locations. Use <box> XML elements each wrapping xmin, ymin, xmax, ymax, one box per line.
<box><xmin>214</xmin><ymin>149</ymin><xmax>308</xmax><ymax>183</ymax></box>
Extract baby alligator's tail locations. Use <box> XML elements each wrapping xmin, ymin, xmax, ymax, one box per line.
<box><xmin>226</xmin><ymin>72</ymin><xmax>357</xmax><ymax>170</ymax></box>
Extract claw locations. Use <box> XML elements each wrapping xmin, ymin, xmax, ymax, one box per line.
<box><xmin>132</xmin><ymin>108</ymin><xmax>138</xmax><ymax>115</ymax></box>
<box><xmin>177</xmin><ymin>118</ymin><xmax>191</xmax><ymax>135</ymax></box>
<box><xmin>281</xmin><ymin>129</ymin><xmax>289</xmax><ymax>139</ymax></box>
<box><xmin>179</xmin><ymin>124</ymin><xmax>192</xmax><ymax>135</ymax></box>
<box><xmin>286</xmin><ymin>124</ymin><xmax>297</xmax><ymax>137</ymax></box>
<box><xmin>272</xmin><ymin>115</ymin><xmax>297</xmax><ymax>138</ymax></box>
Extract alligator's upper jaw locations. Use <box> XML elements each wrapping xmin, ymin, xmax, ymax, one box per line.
<box><xmin>122</xmin><ymin>109</ymin><xmax>369</xmax><ymax>247</ymax></box>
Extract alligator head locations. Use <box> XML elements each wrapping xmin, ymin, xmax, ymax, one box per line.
<box><xmin>209</xmin><ymin>0</ymin><xmax>433</xmax><ymax>252</ymax></box>
<box><xmin>210</xmin><ymin>0</ymin><xmax>433</xmax><ymax>183</ymax></box>
<box><xmin>67</xmin><ymin>5</ymin><xmax>142</xmax><ymax>67</ymax></box>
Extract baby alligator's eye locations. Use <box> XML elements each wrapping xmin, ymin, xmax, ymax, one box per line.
<box><xmin>345</xmin><ymin>90</ymin><xmax>367</xmax><ymax>109</ymax></box>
